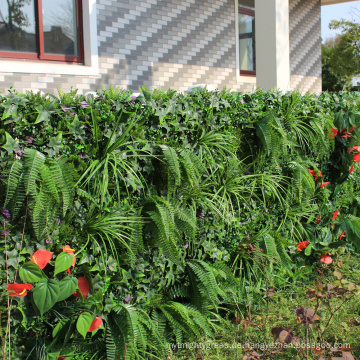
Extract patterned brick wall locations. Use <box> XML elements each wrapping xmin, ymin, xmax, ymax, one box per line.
<box><xmin>0</xmin><ymin>0</ymin><xmax>323</xmax><ymax>94</ymax></box>
<box><xmin>289</xmin><ymin>0</ymin><xmax>322</xmax><ymax>94</ymax></box>
<box><xmin>0</xmin><ymin>0</ymin><xmax>255</xmax><ymax>94</ymax></box>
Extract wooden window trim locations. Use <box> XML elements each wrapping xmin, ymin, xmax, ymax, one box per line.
<box><xmin>0</xmin><ymin>0</ymin><xmax>83</xmax><ymax>64</ymax></box>
<box><xmin>239</xmin><ymin>6</ymin><xmax>256</xmax><ymax>76</ymax></box>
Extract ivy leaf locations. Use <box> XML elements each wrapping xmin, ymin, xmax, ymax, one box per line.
<box><xmin>33</xmin><ymin>279</ymin><xmax>60</xmax><ymax>316</ymax></box>
<box><xmin>57</xmin><ymin>276</ymin><xmax>78</xmax><ymax>302</ymax></box>
<box><xmin>76</xmin><ymin>312</ymin><xmax>92</xmax><ymax>339</ymax></box>
<box><xmin>35</xmin><ymin>105</ymin><xmax>51</xmax><ymax>124</ymax></box>
<box><xmin>6</xmin><ymin>249</ymin><xmax>20</xmax><ymax>268</ymax></box>
<box><xmin>19</xmin><ymin>262</ymin><xmax>45</xmax><ymax>283</ymax></box>
<box><xmin>69</xmin><ymin>115</ymin><xmax>84</xmax><ymax>140</ymax></box>
<box><xmin>1</xmin><ymin>103</ymin><xmax>18</xmax><ymax>120</ymax></box>
<box><xmin>2</xmin><ymin>132</ymin><xmax>20</xmax><ymax>155</ymax></box>
<box><xmin>54</xmin><ymin>252</ymin><xmax>74</xmax><ymax>275</ymax></box>
<box><xmin>48</xmin><ymin>133</ymin><xmax>63</xmax><ymax>152</ymax></box>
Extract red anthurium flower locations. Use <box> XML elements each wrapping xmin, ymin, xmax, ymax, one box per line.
<box><xmin>30</xmin><ymin>250</ymin><xmax>53</xmax><ymax>270</ymax></box>
<box><xmin>329</xmin><ymin>128</ymin><xmax>338</xmax><ymax>139</ymax></box>
<box><xmin>319</xmin><ymin>182</ymin><xmax>330</xmax><ymax>188</ymax></box>
<box><xmin>307</xmin><ymin>169</ymin><xmax>316</xmax><ymax>176</ymax></box>
<box><xmin>307</xmin><ymin>169</ymin><xmax>318</xmax><ymax>181</ymax></box>
<box><xmin>297</xmin><ymin>241</ymin><xmax>309</xmax><ymax>251</ymax></box>
<box><xmin>350</xmin><ymin>163</ymin><xmax>354</xmax><ymax>173</ymax></box>
<box><xmin>62</xmin><ymin>245</ymin><xmax>76</xmax><ymax>268</ymax></box>
<box><xmin>340</xmin><ymin>230</ymin><xmax>346</xmax><ymax>240</ymax></box>
<box><xmin>320</xmin><ymin>253</ymin><xmax>333</xmax><ymax>264</ymax></box>
<box><xmin>341</xmin><ymin>133</ymin><xmax>352</xmax><ymax>138</ymax></box>
<box><xmin>348</xmin><ymin>146</ymin><xmax>360</xmax><ymax>153</ymax></box>
<box><xmin>353</xmin><ymin>153</ymin><xmax>360</xmax><ymax>162</ymax></box>
<box><xmin>316</xmin><ymin>216</ymin><xmax>321</xmax><ymax>224</ymax></box>
<box><xmin>73</xmin><ymin>276</ymin><xmax>89</xmax><ymax>299</ymax></box>
<box><xmin>332</xmin><ymin>209</ymin><xmax>339</xmax><ymax>221</ymax></box>
<box><xmin>88</xmin><ymin>317</ymin><xmax>103</xmax><ymax>332</ymax></box>
<box><xmin>7</xmin><ymin>283</ymin><xmax>32</xmax><ymax>297</ymax></box>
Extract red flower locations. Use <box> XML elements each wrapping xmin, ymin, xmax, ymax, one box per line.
<box><xmin>62</xmin><ymin>245</ymin><xmax>76</xmax><ymax>269</ymax></box>
<box><xmin>319</xmin><ymin>182</ymin><xmax>330</xmax><ymax>188</ymax></box>
<box><xmin>307</xmin><ymin>169</ymin><xmax>318</xmax><ymax>181</ymax></box>
<box><xmin>340</xmin><ymin>230</ymin><xmax>346</xmax><ymax>240</ymax></box>
<box><xmin>73</xmin><ymin>276</ymin><xmax>89</xmax><ymax>299</ymax></box>
<box><xmin>332</xmin><ymin>209</ymin><xmax>339</xmax><ymax>221</ymax></box>
<box><xmin>7</xmin><ymin>283</ymin><xmax>32</xmax><ymax>297</ymax></box>
<box><xmin>341</xmin><ymin>134</ymin><xmax>352</xmax><ymax>138</ymax></box>
<box><xmin>353</xmin><ymin>153</ymin><xmax>360</xmax><ymax>162</ymax></box>
<box><xmin>318</xmin><ymin>171</ymin><xmax>322</xmax><ymax>177</ymax></box>
<box><xmin>320</xmin><ymin>253</ymin><xmax>333</xmax><ymax>264</ymax></box>
<box><xmin>88</xmin><ymin>317</ymin><xmax>103</xmax><ymax>332</ymax></box>
<box><xmin>350</xmin><ymin>163</ymin><xmax>354</xmax><ymax>173</ymax></box>
<box><xmin>329</xmin><ymin>128</ymin><xmax>338</xmax><ymax>139</ymax></box>
<box><xmin>316</xmin><ymin>216</ymin><xmax>321</xmax><ymax>224</ymax></box>
<box><xmin>350</xmin><ymin>126</ymin><xmax>355</xmax><ymax>133</ymax></box>
<box><xmin>297</xmin><ymin>241</ymin><xmax>309</xmax><ymax>251</ymax></box>
<box><xmin>30</xmin><ymin>250</ymin><xmax>53</xmax><ymax>269</ymax></box>
<box><xmin>348</xmin><ymin>146</ymin><xmax>360</xmax><ymax>153</ymax></box>
<box><xmin>58</xmin><ymin>357</ymin><xmax>66</xmax><ymax>360</ymax></box>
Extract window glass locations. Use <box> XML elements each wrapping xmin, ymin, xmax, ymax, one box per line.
<box><xmin>239</xmin><ymin>0</ymin><xmax>255</xmax><ymax>73</ymax></box>
<box><xmin>0</xmin><ymin>0</ymin><xmax>37</xmax><ymax>53</ymax></box>
<box><xmin>42</xmin><ymin>0</ymin><xmax>79</xmax><ymax>56</ymax></box>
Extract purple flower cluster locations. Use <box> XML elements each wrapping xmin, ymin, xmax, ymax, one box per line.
<box><xmin>81</xmin><ymin>100</ymin><xmax>90</xmax><ymax>109</ymax></box>
<box><xmin>14</xmin><ymin>149</ymin><xmax>24</xmax><ymax>156</ymax></box>
<box><xmin>1</xmin><ymin>208</ymin><xmax>10</xmax><ymax>220</ymax></box>
<box><xmin>123</xmin><ymin>295</ymin><xmax>131</xmax><ymax>304</ymax></box>
<box><xmin>26</xmin><ymin>136</ymin><xmax>35</xmax><ymax>144</ymax></box>
<box><xmin>79</xmin><ymin>152</ymin><xmax>90</xmax><ymax>159</ymax></box>
<box><xmin>1</xmin><ymin>230</ymin><xmax>10</xmax><ymax>236</ymax></box>
<box><xmin>196</xmin><ymin>210</ymin><xmax>204</xmax><ymax>218</ymax></box>
<box><xmin>60</xmin><ymin>105</ymin><xmax>76</xmax><ymax>115</ymax></box>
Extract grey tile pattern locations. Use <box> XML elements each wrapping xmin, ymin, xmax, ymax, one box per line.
<box><xmin>0</xmin><ymin>0</ymin><xmax>254</xmax><ymax>94</ymax></box>
<box><xmin>0</xmin><ymin>0</ymin><xmax>322</xmax><ymax>94</ymax></box>
<box><xmin>289</xmin><ymin>0</ymin><xmax>322</xmax><ymax>93</ymax></box>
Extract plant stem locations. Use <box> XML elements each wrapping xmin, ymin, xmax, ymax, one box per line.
<box><xmin>2</xmin><ymin>221</ymin><xmax>9</xmax><ymax>360</ymax></box>
<box><xmin>320</xmin><ymin>295</ymin><xmax>353</xmax><ymax>338</ymax></box>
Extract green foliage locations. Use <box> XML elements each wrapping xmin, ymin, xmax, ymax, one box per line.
<box><xmin>1</xmin><ymin>88</ymin><xmax>360</xmax><ymax>359</ymax></box>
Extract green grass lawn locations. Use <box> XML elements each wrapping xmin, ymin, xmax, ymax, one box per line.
<box><xmin>170</xmin><ymin>252</ymin><xmax>360</xmax><ymax>360</ymax></box>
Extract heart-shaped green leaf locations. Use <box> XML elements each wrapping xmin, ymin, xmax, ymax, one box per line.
<box><xmin>76</xmin><ymin>312</ymin><xmax>93</xmax><ymax>339</ymax></box>
<box><xmin>57</xmin><ymin>276</ymin><xmax>78</xmax><ymax>302</ymax></box>
<box><xmin>304</xmin><ymin>243</ymin><xmax>312</xmax><ymax>256</ymax></box>
<box><xmin>19</xmin><ymin>262</ymin><xmax>45</xmax><ymax>283</ymax></box>
<box><xmin>54</xmin><ymin>252</ymin><xmax>74</xmax><ymax>275</ymax></box>
<box><xmin>33</xmin><ymin>279</ymin><xmax>60</xmax><ymax>316</ymax></box>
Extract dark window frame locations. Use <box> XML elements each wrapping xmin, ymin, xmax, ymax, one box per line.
<box><xmin>239</xmin><ymin>6</ymin><xmax>256</xmax><ymax>76</ymax></box>
<box><xmin>0</xmin><ymin>0</ymin><xmax>83</xmax><ymax>63</ymax></box>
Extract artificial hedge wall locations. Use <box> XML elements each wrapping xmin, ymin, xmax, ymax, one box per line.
<box><xmin>1</xmin><ymin>87</ymin><xmax>360</xmax><ymax>359</ymax></box>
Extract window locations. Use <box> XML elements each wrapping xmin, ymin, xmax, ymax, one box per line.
<box><xmin>0</xmin><ymin>0</ymin><xmax>83</xmax><ymax>63</ymax></box>
<box><xmin>239</xmin><ymin>0</ymin><xmax>255</xmax><ymax>75</ymax></box>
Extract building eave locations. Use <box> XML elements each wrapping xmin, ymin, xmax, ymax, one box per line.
<box><xmin>321</xmin><ymin>0</ymin><xmax>357</xmax><ymax>6</ymax></box>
